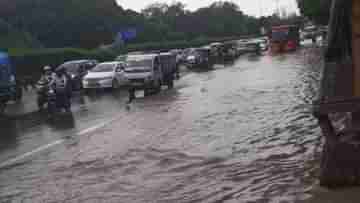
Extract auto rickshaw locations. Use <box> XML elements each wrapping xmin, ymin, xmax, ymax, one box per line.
<box><xmin>0</xmin><ymin>52</ymin><xmax>22</xmax><ymax>114</ymax></box>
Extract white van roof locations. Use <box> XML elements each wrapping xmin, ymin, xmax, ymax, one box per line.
<box><xmin>126</xmin><ymin>54</ymin><xmax>158</xmax><ymax>61</ymax></box>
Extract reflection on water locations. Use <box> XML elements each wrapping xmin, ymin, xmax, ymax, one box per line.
<box><xmin>0</xmin><ymin>118</ymin><xmax>19</xmax><ymax>153</ymax></box>
<box><xmin>49</xmin><ymin>113</ymin><xmax>76</xmax><ymax>131</ymax></box>
<box><xmin>0</xmin><ymin>47</ymin><xmax>328</xmax><ymax>202</ymax></box>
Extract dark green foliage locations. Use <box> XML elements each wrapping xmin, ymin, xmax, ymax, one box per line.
<box><xmin>0</xmin><ymin>18</ymin><xmax>42</xmax><ymax>49</ymax></box>
<box><xmin>139</xmin><ymin>1</ymin><xmax>260</xmax><ymax>41</ymax></box>
<box><xmin>297</xmin><ymin>0</ymin><xmax>332</xmax><ymax>25</ymax></box>
<box><xmin>0</xmin><ymin>0</ymin><xmax>135</xmax><ymax>48</ymax></box>
<box><xmin>9</xmin><ymin>36</ymin><xmax>253</xmax><ymax>80</ymax></box>
<box><xmin>10</xmin><ymin>48</ymin><xmax>117</xmax><ymax>79</ymax></box>
<box><xmin>0</xmin><ymin>0</ymin><xmax>262</xmax><ymax>49</ymax></box>
<box><xmin>1</xmin><ymin>0</ymin><xmax>265</xmax><ymax>80</ymax></box>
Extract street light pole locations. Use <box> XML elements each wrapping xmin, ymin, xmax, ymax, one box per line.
<box><xmin>259</xmin><ymin>0</ymin><xmax>263</xmax><ymax>17</ymax></box>
<box><xmin>275</xmin><ymin>0</ymin><xmax>280</xmax><ymax>16</ymax></box>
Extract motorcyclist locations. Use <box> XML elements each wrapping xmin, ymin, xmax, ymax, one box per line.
<box><xmin>53</xmin><ymin>67</ymin><xmax>71</xmax><ymax>112</ymax></box>
<box><xmin>40</xmin><ymin>66</ymin><xmax>55</xmax><ymax>82</ymax></box>
<box><xmin>37</xmin><ymin>66</ymin><xmax>55</xmax><ymax>111</ymax></box>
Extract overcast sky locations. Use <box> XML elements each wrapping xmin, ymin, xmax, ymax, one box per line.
<box><xmin>116</xmin><ymin>0</ymin><xmax>299</xmax><ymax>17</ymax></box>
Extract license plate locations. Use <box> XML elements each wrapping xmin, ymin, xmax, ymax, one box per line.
<box><xmin>135</xmin><ymin>90</ymin><xmax>145</xmax><ymax>98</ymax></box>
<box><xmin>88</xmin><ymin>82</ymin><xmax>99</xmax><ymax>87</ymax></box>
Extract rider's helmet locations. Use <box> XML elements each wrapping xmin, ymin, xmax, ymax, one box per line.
<box><xmin>55</xmin><ymin>66</ymin><xmax>66</xmax><ymax>76</ymax></box>
<box><xmin>43</xmin><ymin>65</ymin><xmax>52</xmax><ymax>76</ymax></box>
<box><xmin>43</xmin><ymin>65</ymin><xmax>52</xmax><ymax>71</ymax></box>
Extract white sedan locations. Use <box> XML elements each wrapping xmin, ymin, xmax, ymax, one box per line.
<box><xmin>83</xmin><ymin>62</ymin><xmax>126</xmax><ymax>89</ymax></box>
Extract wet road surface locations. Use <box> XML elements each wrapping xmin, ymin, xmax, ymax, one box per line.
<box><xmin>0</xmin><ymin>45</ymin><xmax>330</xmax><ymax>202</ymax></box>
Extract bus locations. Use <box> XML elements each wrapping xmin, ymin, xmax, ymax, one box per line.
<box><xmin>269</xmin><ymin>25</ymin><xmax>300</xmax><ymax>53</ymax></box>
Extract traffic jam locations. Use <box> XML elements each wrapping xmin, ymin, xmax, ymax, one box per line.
<box><xmin>0</xmin><ymin>23</ymin><xmax>329</xmax><ymax>202</ymax></box>
<box><xmin>0</xmin><ymin>38</ymin><xmax>268</xmax><ymax>116</ymax></box>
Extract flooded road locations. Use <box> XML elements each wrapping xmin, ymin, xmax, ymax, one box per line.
<box><xmin>0</xmin><ymin>46</ymin><xmax>326</xmax><ymax>202</ymax></box>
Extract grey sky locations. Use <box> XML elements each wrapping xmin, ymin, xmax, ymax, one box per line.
<box><xmin>116</xmin><ymin>0</ymin><xmax>299</xmax><ymax>17</ymax></box>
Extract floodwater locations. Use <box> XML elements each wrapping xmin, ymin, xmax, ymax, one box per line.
<box><xmin>0</xmin><ymin>44</ymin><xmax>336</xmax><ymax>203</ymax></box>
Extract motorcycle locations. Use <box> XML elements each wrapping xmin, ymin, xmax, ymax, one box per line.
<box><xmin>36</xmin><ymin>77</ymin><xmax>71</xmax><ymax>115</ymax></box>
<box><xmin>54</xmin><ymin>85</ymin><xmax>71</xmax><ymax>113</ymax></box>
<box><xmin>36</xmin><ymin>77</ymin><xmax>57</xmax><ymax>114</ymax></box>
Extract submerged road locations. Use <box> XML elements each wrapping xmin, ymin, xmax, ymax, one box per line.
<box><xmin>0</xmin><ymin>44</ymin><xmax>330</xmax><ymax>202</ymax></box>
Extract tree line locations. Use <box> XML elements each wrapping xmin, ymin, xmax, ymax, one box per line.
<box><xmin>296</xmin><ymin>0</ymin><xmax>332</xmax><ymax>25</ymax></box>
<box><xmin>0</xmin><ymin>0</ymin><xmax>263</xmax><ymax>50</ymax></box>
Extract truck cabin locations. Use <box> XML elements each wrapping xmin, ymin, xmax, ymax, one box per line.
<box><xmin>125</xmin><ymin>54</ymin><xmax>160</xmax><ymax>73</ymax></box>
<box><xmin>0</xmin><ymin>52</ymin><xmax>14</xmax><ymax>88</ymax></box>
<box><xmin>196</xmin><ymin>48</ymin><xmax>211</xmax><ymax>57</ymax></box>
<box><xmin>270</xmin><ymin>25</ymin><xmax>300</xmax><ymax>52</ymax></box>
<box><xmin>159</xmin><ymin>53</ymin><xmax>176</xmax><ymax>68</ymax></box>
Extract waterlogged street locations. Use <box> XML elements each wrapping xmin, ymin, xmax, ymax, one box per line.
<box><xmin>0</xmin><ymin>45</ymin><xmax>326</xmax><ymax>202</ymax></box>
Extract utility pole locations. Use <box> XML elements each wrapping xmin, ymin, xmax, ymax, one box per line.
<box><xmin>258</xmin><ymin>0</ymin><xmax>263</xmax><ymax>17</ymax></box>
<box><xmin>275</xmin><ymin>0</ymin><xmax>280</xmax><ymax>17</ymax></box>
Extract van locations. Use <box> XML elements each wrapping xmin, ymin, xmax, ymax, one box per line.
<box><xmin>124</xmin><ymin>53</ymin><xmax>176</xmax><ymax>94</ymax></box>
<box><xmin>0</xmin><ymin>52</ymin><xmax>22</xmax><ymax>114</ymax></box>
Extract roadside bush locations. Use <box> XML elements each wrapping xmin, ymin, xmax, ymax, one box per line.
<box><xmin>8</xmin><ymin>35</ymin><xmax>259</xmax><ymax>82</ymax></box>
<box><xmin>9</xmin><ymin>48</ymin><xmax>117</xmax><ymax>80</ymax></box>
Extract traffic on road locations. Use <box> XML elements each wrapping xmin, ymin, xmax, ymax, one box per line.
<box><xmin>0</xmin><ymin>38</ymin><xmax>327</xmax><ymax>202</ymax></box>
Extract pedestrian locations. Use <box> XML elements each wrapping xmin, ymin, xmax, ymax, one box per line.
<box><xmin>53</xmin><ymin>68</ymin><xmax>71</xmax><ymax>112</ymax></box>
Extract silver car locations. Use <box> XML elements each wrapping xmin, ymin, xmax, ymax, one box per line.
<box><xmin>82</xmin><ymin>62</ymin><xmax>126</xmax><ymax>89</ymax></box>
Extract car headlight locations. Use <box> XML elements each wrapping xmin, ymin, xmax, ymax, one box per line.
<box><xmin>71</xmin><ymin>74</ymin><xmax>76</xmax><ymax>79</ymax></box>
<box><xmin>187</xmin><ymin>56</ymin><xmax>195</xmax><ymax>60</ymax></box>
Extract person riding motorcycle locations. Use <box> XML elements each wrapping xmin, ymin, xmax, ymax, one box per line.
<box><xmin>52</xmin><ymin>67</ymin><xmax>71</xmax><ymax>112</ymax></box>
<box><xmin>40</xmin><ymin>66</ymin><xmax>55</xmax><ymax>82</ymax></box>
<box><xmin>37</xmin><ymin>66</ymin><xmax>55</xmax><ymax>110</ymax></box>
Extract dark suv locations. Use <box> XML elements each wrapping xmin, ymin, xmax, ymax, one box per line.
<box><xmin>57</xmin><ymin>60</ymin><xmax>98</xmax><ymax>91</ymax></box>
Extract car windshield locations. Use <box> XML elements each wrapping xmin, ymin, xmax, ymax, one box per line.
<box><xmin>91</xmin><ymin>64</ymin><xmax>115</xmax><ymax>72</ymax></box>
<box><xmin>116</xmin><ymin>55</ymin><xmax>127</xmax><ymax>62</ymax></box>
<box><xmin>61</xmin><ymin>63</ymin><xmax>80</xmax><ymax>73</ymax></box>
<box><xmin>126</xmin><ymin>59</ymin><xmax>152</xmax><ymax>68</ymax></box>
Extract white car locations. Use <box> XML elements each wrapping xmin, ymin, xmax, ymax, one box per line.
<box><xmin>82</xmin><ymin>62</ymin><xmax>126</xmax><ymax>89</ymax></box>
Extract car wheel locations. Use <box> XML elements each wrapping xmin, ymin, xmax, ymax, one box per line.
<box><xmin>168</xmin><ymin>78</ymin><xmax>174</xmax><ymax>89</ymax></box>
<box><xmin>0</xmin><ymin>103</ymin><xmax>6</xmax><ymax>115</ymax></box>
<box><xmin>16</xmin><ymin>87</ymin><xmax>23</xmax><ymax>102</ymax></box>
<box><xmin>112</xmin><ymin>79</ymin><xmax>120</xmax><ymax>89</ymax></box>
<box><xmin>37</xmin><ymin>98</ymin><xmax>45</xmax><ymax>111</ymax></box>
<box><xmin>152</xmin><ymin>79</ymin><xmax>161</xmax><ymax>93</ymax></box>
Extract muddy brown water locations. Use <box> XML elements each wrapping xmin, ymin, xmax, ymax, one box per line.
<box><xmin>0</xmin><ymin>45</ymin><xmax>347</xmax><ymax>203</ymax></box>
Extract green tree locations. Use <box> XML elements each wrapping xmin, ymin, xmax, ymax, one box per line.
<box><xmin>297</xmin><ymin>0</ymin><xmax>332</xmax><ymax>24</ymax></box>
<box><xmin>0</xmin><ymin>0</ymin><xmax>263</xmax><ymax>49</ymax></box>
